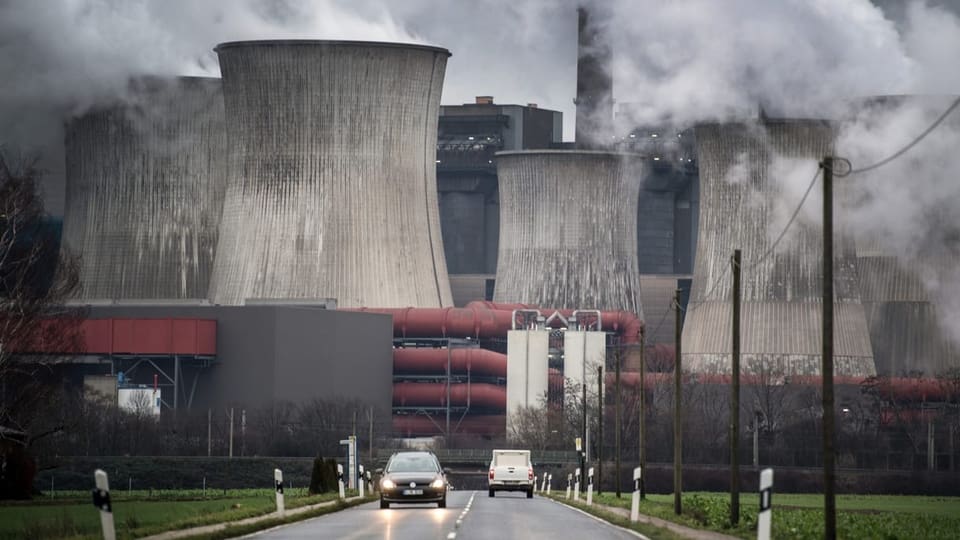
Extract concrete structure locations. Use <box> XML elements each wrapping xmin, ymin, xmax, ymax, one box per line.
<box><xmin>493</xmin><ymin>150</ymin><xmax>645</xmax><ymax>316</ymax></box>
<box><xmin>506</xmin><ymin>330</ymin><xmax>550</xmax><ymax>430</ymax></box>
<box><xmin>563</xmin><ymin>330</ymin><xmax>606</xmax><ymax>393</ymax></box>
<box><xmin>209</xmin><ymin>40</ymin><xmax>453</xmax><ymax>308</ymax></box>
<box><xmin>62</xmin><ymin>77</ymin><xmax>226</xmax><ymax>300</ymax></box>
<box><xmin>682</xmin><ymin>120</ymin><xmax>875</xmax><ymax>377</ymax></box>
<box><xmin>842</xmin><ymin>96</ymin><xmax>960</xmax><ymax>377</ymax></box>
<box><xmin>80</xmin><ymin>304</ymin><xmax>393</xmax><ymax>413</ymax></box>
<box><xmin>436</xmin><ymin>98</ymin><xmax>563</xmax><ymax>306</ymax></box>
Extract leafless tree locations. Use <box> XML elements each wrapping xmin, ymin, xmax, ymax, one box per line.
<box><xmin>0</xmin><ymin>151</ymin><xmax>84</xmax><ymax>498</ymax></box>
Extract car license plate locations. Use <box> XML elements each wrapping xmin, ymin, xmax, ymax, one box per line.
<box><xmin>403</xmin><ymin>489</ymin><xmax>423</xmax><ymax>495</ymax></box>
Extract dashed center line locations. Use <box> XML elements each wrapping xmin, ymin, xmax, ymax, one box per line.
<box><xmin>447</xmin><ymin>491</ymin><xmax>477</xmax><ymax>539</ymax></box>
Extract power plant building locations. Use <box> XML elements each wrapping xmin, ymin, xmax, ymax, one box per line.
<box><xmin>682</xmin><ymin>120</ymin><xmax>876</xmax><ymax>377</ymax></box>
<box><xmin>208</xmin><ymin>40</ymin><xmax>453</xmax><ymax>308</ymax></box>
<box><xmin>62</xmin><ymin>76</ymin><xmax>227</xmax><ymax>300</ymax></box>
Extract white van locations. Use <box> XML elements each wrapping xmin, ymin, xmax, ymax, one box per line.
<box><xmin>488</xmin><ymin>449</ymin><xmax>533</xmax><ymax>498</ymax></box>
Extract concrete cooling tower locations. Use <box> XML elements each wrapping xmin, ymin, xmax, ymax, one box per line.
<box><xmin>63</xmin><ymin>76</ymin><xmax>226</xmax><ymax>300</ymax></box>
<box><xmin>208</xmin><ymin>40</ymin><xmax>453</xmax><ymax>308</ymax></box>
<box><xmin>493</xmin><ymin>150</ymin><xmax>644</xmax><ymax>316</ymax></box>
<box><xmin>842</xmin><ymin>96</ymin><xmax>960</xmax><ymax>377</ymax></box>
<box><xmin>682</xmin><ymin>120</ymin><xmax>875</xmax><ymax>377</ymax></box>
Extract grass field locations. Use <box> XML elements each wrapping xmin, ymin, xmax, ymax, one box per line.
<box><xmin>0</xmin><ymin>488</ymin><xmax>354</xmax><ymax>540</ymax></box>
<box><xmin>574</xmin><ymin>491</ymin><xmax>960</xmax><ymax>539</ymax></box>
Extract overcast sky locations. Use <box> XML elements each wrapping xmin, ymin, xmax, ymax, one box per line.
<box><xmin>1</xmin><ymin>0</ymin><xmax>960</xmax><ymax>213</ymax></box>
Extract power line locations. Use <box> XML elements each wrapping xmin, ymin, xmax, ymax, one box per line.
<box><xmin>745</xmin><ymin>165</ymin><xmax>822</xmax><ymax>268</ymax></box>
<box><xmin>845</xmin><ymin>95</ymin><xmax>960</xmax><ymax>176</ymax></box>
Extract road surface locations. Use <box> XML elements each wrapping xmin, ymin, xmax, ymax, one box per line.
<box><xmin>248</xmin><ymin>490</ymin><xmax>641</xmax><ymax>540</ymax></box>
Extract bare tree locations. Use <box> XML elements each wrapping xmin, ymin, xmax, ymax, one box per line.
<box><xmin>0</xmin><ymin>151</ymin><xmax>83</xmax><ymax>498</ymax></box>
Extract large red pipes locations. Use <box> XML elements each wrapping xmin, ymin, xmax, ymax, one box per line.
<box><xmin>350</xmin><ymin>302</ymin><xmax>644</xmax><ymax>344</ymax></box>
<box><xmin>393</xmin><ymin>382</ymin><xmax>506</xmax><ymax>409</ymax></box>
<box><xmin>394</xmin><ymin>348</ymin><xmax>507</xmax><ymax>378</ymax></box>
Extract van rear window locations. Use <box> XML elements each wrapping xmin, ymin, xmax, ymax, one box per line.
<box><xmin>495</xmin><ymin>453</ymin><xmax>528</xmax><ymax>467</ymax></box>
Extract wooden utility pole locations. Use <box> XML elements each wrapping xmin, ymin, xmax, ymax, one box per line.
<box><xmin>639</xmin><ymin>328</ymin><xmax>647</xmax><ymax>500</ymax></box>
<box><xmin>597</xmin><ymin>364</ymin><xmax>604</xmax><ymax>495</ymax></box>
<box><xmin>615</xmin><ymin>343</ymin><xmax>622</xmax><ymax>498</ymax></box>
<box><xmin>674</xmin><ymin>288</ymin><xmax>683</xmax><ymax>515</ymax></box>
<box><xmin>731</xmin><ymin>249</ymin><xmax>742</xmax><ymax>525</ymax></box>
<box><xmin>822</xmin><ymin>157</ymin><xmax>836</xmax><ymax>539</ymax></box>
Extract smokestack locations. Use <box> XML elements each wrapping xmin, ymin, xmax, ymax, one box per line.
<box><xmin>62</xmin><ymin>76</ymin><xmax>227</xmax><ymax>300</ymax></box>
<box><xmin>575</xmin><ymin>6</ymin><xmax>614</xmax><ymax>150</ymax></box>
<box><xmin>682</xmin><ymin>119</ymin><xmax>875</xmax><ymax>378</ymax></box>
<box><xmin>208</xmin><ymin>40</ymin><xmax>453</xmax><ymax>308</ymax></box>
<box><xmin>493</xmin><ymin>150</ymin><xmax>644</xmax><ymax>315</ymax></box>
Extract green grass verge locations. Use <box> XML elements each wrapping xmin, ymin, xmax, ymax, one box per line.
<box><xmin>0</xmin><ymin>489</ymin><xmax>360</xmax><ymax>540</ymax></box>
<box><xmin>546</xmin><ymin>495</ymin><xmax>686</xmax><ymax>540</ymax></box>
<box><xmin>566</xmin><ymin>491</ymin><xmax>960</xmax><ymax>540</ymax></box>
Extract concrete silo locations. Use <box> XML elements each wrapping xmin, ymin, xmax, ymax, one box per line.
<box><xmin>208</xmin><ymin>40</ymin><xmax>453</xmax><ymax>308</ymax></box>
<box><xmin>493</xmin><ymin>150</ymin><xmax>645</xmax><ymax>316</ymax></box>
<box><xmin>63</xmin><ymin>76</ymin><xmax>226</xmax><ymax>300</ymax></box>
<box><xmin>682</xmin><ymin>120</ymin><xmax>875</xmax><ymax>377</ymax></box>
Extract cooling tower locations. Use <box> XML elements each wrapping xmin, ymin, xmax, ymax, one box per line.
<box><xmin>209</xmin><ymin>40</ymin><xmax>453</xmax><ymax>308</ymax></box>
<box><xmin>682</xmin><ymin>120</ymin><xmax>875</xmax><ymax>377</ymax></box>
<box><xmin>62</xmin><ymin>76</ymin><xmax>226</xmax><ymax>300</ymax></box>
<box><xmin>842</xmin><ymin>96</ymin><xmax>960</xmax><ymax>377</ymax></box>
<box><xmin>493</xmin><ymin>150</ymin><xmax>644</xmax><ymax>316</ymax></box>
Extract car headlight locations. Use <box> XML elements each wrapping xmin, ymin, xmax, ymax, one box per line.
<box><xmin>381</xmin><ymin>479</ymin><xmax>396</xmax><ymax>489</ymax></box>
<box><xmin>431</xmin><ymin>477</ymin><xmax>445</xmax><ymax>489</ymax></box>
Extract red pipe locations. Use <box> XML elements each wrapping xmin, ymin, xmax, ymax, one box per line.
<box><xmin>350</xmin><ymin>304</ymin><xmax>644</xmax><ymax>344</ymax></box>
<box><xmin>393</xmin><ymin>382</ymin><xmax>505</xmax><ymax>409</ymax></box>
<box><xmin>392</xmin><ymin>414</ymin><xmax>506</xmax><ymax>437</ymax></box>
<box><xmin>394</xmin><ymin>348</ymin><xmax>507</xmax><ymax>378</ymax></box>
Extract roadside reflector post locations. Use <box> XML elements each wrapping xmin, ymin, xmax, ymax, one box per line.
<box><xmin>533</xmin><ymin>474</ymin><xmax>538</xmax><ymax>493</ymax></box>
<box><xmin>630</xmin><ymin>466</ymin><xmax>642</xmax><ymax>522</ymax></box>
<box><xmin>541</xmin><ymin>473</ymin><xmax>548</xmax><ymax>492</ymax></box>
<box><xmin>358</xmin><ymin>465</ymin><xmax>365</xmax><ymax>497</ymax></box>
<box><xmin>274</xmin><ymin>468</ymin><xmax>285</xmax><ymax>515</ymax></box>
<box><xmin>547</xmin><ymin>474</ymin><xmax>552</xmax><ymax>495</ymax></box>
<box><xmin>586</xmin><ymin>467</ymin><xmax>594</xmax><ymax>505</ymax></box>
<box><xmin>758</xmin><ymin>468</ymin><xmax>773</xmax><ymax>540</ymax></box>
<box><xmin>566</xmin><ymin>473</ymin><xmax>572</xmax><ymax>499</ymax></box>
<box><xmin>92</xmin><ymin>469</ymin><xmax>116</xmax><ymax>540</ymax></box>
<box><xmin>574</xmin><ymin>468</ymin><xmax>581</xmax><ymax>501</ymax></box>
<box><xmin>366</xmin><ymin>470</ymin><xmax>373</xmax><ymax>494</ymax></box>
<box><xmin>337</xmin><ymin>463</ymin><xmax>346</xmax><ymax>499</ymax></box>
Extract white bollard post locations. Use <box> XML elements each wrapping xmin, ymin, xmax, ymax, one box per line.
<box><xmin>573</xmin><ymin>468</ymin><xmax>581</xmax><ymax>501</ymax></box>
<box><xmin>337</xmin><ymin>464</ymin><xmax>346</xmax><ymax>500</ymax></box>
<box><xmin>586</xmin><ymin>467</ymin><xmax>594</xmax><ymax>506</ymax></box>
<box><xmin>566</xmin><ymin>473</ymin><xmax>572</xmax><ymax>499</ymax></box>
<box><xmin>92</xmin><ymin>469</ymin><xmax>116</xmax><ymax>540</ymax></box>
<box><xmin>274</xmin><ymin>469</ymin><xmax>285</xmax><ymax>515</ymax></box>
<box><xmin>630</xmin><ymin>466</ymin><xmax>642</xmax><ymax>522</ymax></box>
<box><xmin>757</xmin><ymin>468</ymin><xmax>773</xmax><ymax>540</ymax></box>
<box><xmin>533</xmin><ymin>473</ymin><xmax>538</xmax><ymax>493</ymax></box>
<box><xmin>358</xmin><ymin>465</ymin><xmax>365</xmax><ymax>497</ymax></box>
<box><xmin>546</xmin><ymin>474</ymin><xmax>552</xmax><ymax>495</ymax></box>
<box><xmin>366</xmin><ymin>471</ymin><xmax>373</xmax><ymax>495</ymax></box>
<box><xmin>541</xmin><ymin>473</ymin><xmax>548</xmax><ymax>492</ymax></box>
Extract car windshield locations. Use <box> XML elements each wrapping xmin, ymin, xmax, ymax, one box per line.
<box><xmin>387</xmin><ymin>454</ymin><xmax>439</xmax><ymax>473</ymax></box>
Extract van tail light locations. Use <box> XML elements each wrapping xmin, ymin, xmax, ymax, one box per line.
<box><xmin>528</xmin><ymin>467</ymin><xmax>534</xmax><ymax>481</ymax></box>
<box><xmin>489</xmin><ymin>468</ymin><xmax>495</xmax><ymax>480</ymax></box>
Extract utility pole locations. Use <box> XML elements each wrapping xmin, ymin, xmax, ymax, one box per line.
<box><xmin>597</xmin><ymin>364</ymin><xmax>603</xmax><ymax>495</ymax></box>
<box><xmin>582</xmin><ymin>370</ymin><xmax>587</xmax><ymax>493</ymax></box>
<box><xmin>639</xmin><ymin>328</ymin><xmax>647</xmax><ymax>500</ymax></box>
<box><xmin>615</xmin><ymin>342</ymin><xmax>622</xmax><ymax>498</ymax></box>
<box><xmin>207</xmin><ymin>408</ymin><xmax>212</xmax><ymax>457</ymax></box>
<box><xmin>731</xmin><ymin>249</ymin><xmax>742</xmax><ymax>525</ymax></box>
<box><xmin>368</xmin><ymin>407</ymin><xmax>374</xmax><ymax>463</ymax></box>
<box><xmin>822</xmin><ymin>156</ymin><xmax>836</xmax><ymax>539</ymax></box>
<box><xmin>674</xmin><ymin>288</ymin><xmax>683</xmax><ymax>515</ymax></box>
<box><xmin>228</xmin><ymin>408</ymin><xmax>234</xmax><ymax>459</ymax></box>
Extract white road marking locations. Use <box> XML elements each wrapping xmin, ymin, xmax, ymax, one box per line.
<box><xmin>547</xmin><ymin>497</ymin><xmax>652</xmax><ymax>540</ymax></box>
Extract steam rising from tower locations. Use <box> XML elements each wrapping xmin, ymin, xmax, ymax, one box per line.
<box><xmin>493</xmin><ymin>150</ymin><xmax>644</xmax><ymax>315</ymax></box>
<box><xmin>208</xmin><ymin>40</ymin><xmax>453</xmax><ymax>308</ymax></box>
<box><xmin>62</xmin><ymin>77</ymin><xmax>226</xmax><ymax>300</ymax></box>
<box><xmin>682</xmin><ymin>120</ymin><xmax>875</xmax><ymax>377</ymax></box>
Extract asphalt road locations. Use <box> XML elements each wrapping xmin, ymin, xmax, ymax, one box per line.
<box><xmin>248</xmin><ymin>490</ymin><xmax>641</xmax><ymax>540</ymax></box>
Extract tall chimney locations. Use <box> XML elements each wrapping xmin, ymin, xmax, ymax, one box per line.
<box><xmin>575</xmin><ymin>6</ymin><xmax>613</xmax><ymax>149</ymax></box>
